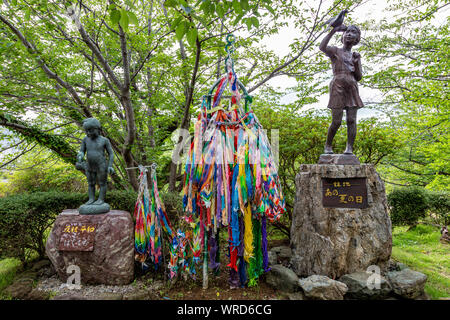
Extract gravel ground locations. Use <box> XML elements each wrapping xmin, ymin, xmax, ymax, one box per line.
<box><xmin>36</xmin><ymin>275</ymin><xmax>137</xmax><ymax>296</ymax></box>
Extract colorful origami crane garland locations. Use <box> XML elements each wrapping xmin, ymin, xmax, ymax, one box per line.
<box><xmin>181</xmin><ymin>34</ymin><xmax>286</xmax><ymax>287</ymax></box>
<box><xmin>133</xmin><ymin>164</ymin><xmax>197</xmax><ymax>279</ymax></box>
<box><xmin>133</xmin><ymin>35</ymin><xmax>286</xmax><ymax>287</ymax></box>
<box><xmin>133</xmin><ymin>165</ymin><xmax>174</xmax><ymax>267</ymax></box>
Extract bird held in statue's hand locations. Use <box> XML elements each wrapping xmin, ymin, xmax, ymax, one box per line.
<box><xmin>324</xmin><ymin>9</ymin><xmax>349</xmax><ymax>31</ymax></box>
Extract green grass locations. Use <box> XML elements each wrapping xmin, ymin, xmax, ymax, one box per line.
<box><xmin>392</xmin><ymin>224</ymin><xmax>450</xmax><ymax>300</ymax></box>
<box><xmin>0</xmin><ymin>258</ymin><xmax>22</xmax><ymax>293</ymax></box>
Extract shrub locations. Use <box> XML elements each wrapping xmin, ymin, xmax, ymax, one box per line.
<box><xmin>426</xmin><ymin>190</ymin><xmax>450</xmax><ymax>226</ymax></box>
<box><xmin>160</xmin><ymin>191</ymin><xmax>185</xmax><ymax>232</ymax></box>
<box><xmin>106</xmin><ymin>189</ymin><xmax>138</xmax><ymax>214</ymax></box>
<box><xmin>0</xmin><ymin>191</ymin><xmax>86</xmax><ymax>263</ymax></box>
<box><xmin>387</xmin><ymin>187</ymin><xmax>428</xmax><ymax>226</ymax></box>
<box><xmin>161</xmin><ymin>191</ymin><xmax>183</xmax><ymax>214</ymax></box>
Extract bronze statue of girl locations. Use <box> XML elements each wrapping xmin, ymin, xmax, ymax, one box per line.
<box><xmin>320</xmin><ymin>24</ymin><xmax>363</xmax><ymax>155</ymax></box>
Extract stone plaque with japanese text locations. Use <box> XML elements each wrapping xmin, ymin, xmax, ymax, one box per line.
<box><xmin>58</xmin><ymin>222</ymin><xmax>97</xmax><ymax>251</ymax></box>
<box><xmin>322</xmin><ymin>178</ymin><xmax>368</xmax><ymax>208</ymax></box>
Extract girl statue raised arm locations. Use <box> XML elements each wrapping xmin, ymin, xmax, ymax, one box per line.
<box><xmin>320</xmin><ymin>23</ymin><xmax>363</xmax><ymax>155</ymax></box>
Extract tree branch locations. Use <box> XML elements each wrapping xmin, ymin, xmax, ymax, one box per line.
<box><xmin>0</xmin><ymin>113</ymin><xmax>78</xmax><ymax>164</ymax></box>
<box><xmin>0</xmin><ymin>13</ymin><xmax>91</xmax><ymax>119</ymax></box>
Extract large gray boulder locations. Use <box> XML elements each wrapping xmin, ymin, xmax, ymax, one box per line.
<box><xmin>268</xmin><ymin>250</ymin><xmax>277</xmax><ymax>266</ymax></box>
<box><xmin>265</xmin><ymin>264</ymin><xmax>299</xmax><ymax>293</ymax></box>
<box><xmin>268</xmin><ymin>246</ymin><xmax>292</xmax><ymax>266</ymax></box>
<box><xmin>46</xmin><ymin>209</ymin><xmax>134</xmax><ymax>285</ymax></box>
<box><xmin>299</xmin><ymin>275</ymin><xmax>348</xmax><ymax>300</ymax></box>
<box><xmin>386</xmin><ymin>269</ymin><xmax>427</xmax><ymax>299</ymax></box>
<box><xmin>291</xmin><ymin>164</ymin><xmax>392</xmax><ymax>279</ymax></box>
<box><xmin>339</xmin><ymin>271</ymin><xmax>392</xmax><ymax>299</ymax></box>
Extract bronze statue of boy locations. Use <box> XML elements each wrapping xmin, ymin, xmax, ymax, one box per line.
<box><xmin>76</xmin><ymin>118</ymin><xmax>114</xmax><ymax>214</ymax></box>
<box><xmin>320</xmin><ymin>24</ymin><xmax>363</xmax><ymax>155</ymax></box>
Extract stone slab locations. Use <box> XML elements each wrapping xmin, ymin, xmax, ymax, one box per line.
<box><xmin>299</xmin><ymin>275</ymin><xmax>348</xmax><ymax>300</ymax></box>
<box><xmin>265</xmin><ymin>264</ymin><xmax>300</xmax><ymax>293</ymax></box>
<box><xmin>318</xmin><ymin>153</ymin><xmax>360</xmax><ymax>165</ymax></box>
<box><xmin>46</xmin><ymin>209</ymin><xmax>134</xmax><ymax>285</ymax></box>
<box><xmin>387</xmin><ymin>269</ymin><xmax>427</xmax><ymax>299</ymax></box>
<box><xmin>339</xmin><ymin>271</ymin><xmax>392</xmax><ymax>299</ymax></box>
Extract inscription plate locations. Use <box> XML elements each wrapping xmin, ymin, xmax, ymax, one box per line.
<box><xmin>58</xmin><ymin>222</ymin><xmax>97</xmax><ymax>251</ymax></box>
<box><xmin>322</xmin><ymin>178</ymin><xmax>368</xmax><ymax>208</ymax></box>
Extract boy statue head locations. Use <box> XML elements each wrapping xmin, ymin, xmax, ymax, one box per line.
<box><xmin>76</xmin><ymin>118</ymin><xmax>115</xmax><ymax>214</ymax></box>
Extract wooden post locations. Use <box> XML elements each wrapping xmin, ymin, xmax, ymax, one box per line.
<box><xmin>202</xmin><ymin>226</ymin><xmax>208</xmax><ymax>289</ymax></box>
<box><xmin>161</xmin><ymin>231</ymin><xmax>167</xmax><ymax>282</ymax></box>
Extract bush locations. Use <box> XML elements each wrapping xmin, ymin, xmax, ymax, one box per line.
<box><xmin>0</xmin><ymin>189</ymin><xmax>184</xmax><ymax>263</ymax></box>
<box><xmin>0</xmin><ymin>191</ymin><xmax>86</xmax><ymax>263</ymax></box>
<box><xmin>106</xmin><ymin>189</ymin><xmax>138</xmax><ymax>214</ymax></box>
<box><xmin>427</xmin><ymin>190</ymin><xmax>450</xmax><ymax>226</ymax></box>
<box><xmin>387</xmin><ymin>187</ymin><xmax>429</xmax><ymax>226</ymax></box>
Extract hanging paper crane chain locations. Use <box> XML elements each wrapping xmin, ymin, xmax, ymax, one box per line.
<box><xmin>180</xmin><ymin>34</ymin><xmax>286</xmax><ymax>286</ymax></box>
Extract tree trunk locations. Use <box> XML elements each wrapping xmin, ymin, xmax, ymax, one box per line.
<box><xmin>168</xmin><ymin>38</ymin><xmax>202</xmax><ymax>191</ymax></box>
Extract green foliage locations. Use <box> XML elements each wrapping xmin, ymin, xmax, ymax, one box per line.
<box><xmin>354</xmin><ymin>118</ymin><xmax>403</xmax><ymax>165</ymax></box>
<box><xmin>0</xmin><ymin>113</ymin><xmax>79</xmax><ymax>164</ymax></box>
<box><xmin>160</xmin><ymin>191</ymin><xmax>184</xmax><ymax>228</ymax></box>
<box><xmin>0</xmin><ymin>258</ymin><xmax>22</xmax><ymax>293</ymax></box>
<box><xmin>105</xmin><ymin>189</ymin><xmax>138</xmax><ymax>214</ymax></box>
<box><xmin>255</xmin><ymin>105</ymin><xmax>401</xmax><ymax>213</ymax></box>
<box><xmin>0</xmin><ymin>191</ymin><xmax>87</xmax><ymax>263</ymax></box>
<box><xmin>362</xmin><ymin>0</ymin><xmax>449</xmax><ymax>191</ymax></box>
<box><xmin>0</xmin><ymin>148</ymin><xmax>87</xmax><ymax>197</ymax></box>
<box><xmin>163</xmin><ymin>0</ymin><xmax>276</xmax><ymax>41</ymax></box>
<box><xmin>387</xmin><ymin>187</ymin><xmax>449</xmax><ymax>227</ymax></box>
<box><xmin>388</xmin><ymin>187</ymin><xmax>429</xmax><ymax>226</ymax></box>
<box><xmin>392</xmin><ymin>225</ymin><xmax>450</xmax><ymax>299</ymax></box>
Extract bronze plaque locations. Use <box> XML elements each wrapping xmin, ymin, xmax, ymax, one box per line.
<box><xmin>322</xmin><ymin>178</ymin><xmax>368</xmax><ymax>208</ymax></box>
<box><xmin>58</xmin><ymin>222</ymin><xmax>97</xmax><ymax>251</ymax></box>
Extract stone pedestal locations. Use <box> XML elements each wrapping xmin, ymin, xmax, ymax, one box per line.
<box><xmin>46</xmin><ymin>209</ymin><xmax>134</xmax><ymax>285</ymax></box>
<box><xmin>290</xmin><ymin>164</ymin><xmax>392</xmax><ymax>279</ymax></box>
<box><xmin>78</xmin><ymin>203</ymin><xmax>110</xmax><ymax>215</ymax></box>
<box><xmin>318</xmin><ymin>153</ymin><xmax>360</xmax><ymax>165</ymax></box>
